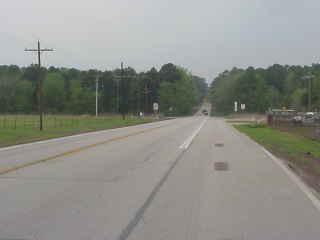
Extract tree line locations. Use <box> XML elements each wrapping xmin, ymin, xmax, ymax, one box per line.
<box><xmin>0</xmin><ymin>63</ymin><xmax>208</xmax><ymax>116</ymax></box>
<box><xmin>209</xmin><ymin>64</ymin><xmax>320</xmax><ymax>114</ymax></box>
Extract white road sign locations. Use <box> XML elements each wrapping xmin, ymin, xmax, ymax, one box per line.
<box><xmin>153</xmin><ymin>102</ymin><xmax>159</xmax><ymax>111</ymax></box>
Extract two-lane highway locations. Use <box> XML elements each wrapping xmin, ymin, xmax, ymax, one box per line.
<box><xmin>0</xmin><ymin>117</ymin><xmax>320</xmax><ymax>240</ymax></box>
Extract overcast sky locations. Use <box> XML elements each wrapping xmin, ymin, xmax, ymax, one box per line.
<box><xmin>1</xmin><ymin>0</ymin><xmax>320</xmax><ymax>81</ymax></box>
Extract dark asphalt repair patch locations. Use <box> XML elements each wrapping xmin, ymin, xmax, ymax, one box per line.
<box><xmin>214</xmin><ymin>161</ymin><xmax>229</xmax><ymax>171</ymax></box>
<box><xmin>214</xmin><ymin>143</ymin><xmax>225</xmax><ymax>147</ymax></box>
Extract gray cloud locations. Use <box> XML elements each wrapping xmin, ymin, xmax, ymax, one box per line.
<box><xmin>1</xmin><ymin>0</ymin><xmax>320</xmax><ymax>81</ymax></box>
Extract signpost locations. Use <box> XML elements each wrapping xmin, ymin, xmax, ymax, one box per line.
<box><xmin>153</xmin><ymin>102</ymin><xmax>159</xmax><ymax>112</ymax></box>
<box><xmin>153</xmin><ymin>102</ymin><xmax>159</xmax><ymax>118</ymax></box>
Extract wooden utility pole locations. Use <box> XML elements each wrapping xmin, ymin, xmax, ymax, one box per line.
<box><xmin>144</xmin><ymin>84</ymin><xmax>150</xmax><ymax>113</ymax></box>
<box><xmin>25</xmin><ymin>40</ymin><xmax>54</xmax><ymax>131</ymax></box>
<box><xmin>114</xmin><ymin>62</ymin><xmax>137</xmax><ymax>113</ymax></box>
<box><xmin>308</xmin><ymin>76</ymin><xmax>312</xmax><ymax>112</ymax></box>
<box><xmin>303</xmin><ymin>74</ymin><xmax>314</xmax><ymax>112</ymax></box>
<box><xmin>119</xmin><ymin>62</ymin><xmax>123</xmax><ymax>112</ymax></box>
<box><xmin>95</xmin><ymin>74</ymin><xmax>100</xmax><ymax>117</ymax></box>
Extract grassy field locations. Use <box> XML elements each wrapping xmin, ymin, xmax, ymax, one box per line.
<box><xmin>270</xmin><ymin>123</ymin><xmax>320</xmax><ymax>141</ymax></box>
<box><xmin>225</xmin><ymin>120</ymin><xmax>256</xmax><ymax>124</ymax></box>
<box><xmin>234</xmin><ymin>124</ymin><xmax>320</xmax><ymax>159</ymax></box>
<box><xmin>234</xmin><ymin>124</ymin><xmax>320</xmax><ymax>192</ymax></box>
<box><xmin>0</xmin><ymin>114</ymin><xmax>157</xmax><ymax>147</ymax></box>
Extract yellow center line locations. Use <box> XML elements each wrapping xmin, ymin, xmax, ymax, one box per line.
<box><xmin>0</xmin><ymin>123</ymin><xmax>171</xmax><ymax>176</ymax></box>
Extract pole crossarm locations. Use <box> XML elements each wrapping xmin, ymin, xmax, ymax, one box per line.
<box><xmin>24</xmin><ymin>48</ymin><xmax>54</xmax><ymax>52</ymax></box>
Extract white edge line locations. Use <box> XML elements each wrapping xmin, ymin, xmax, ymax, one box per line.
<box><xmin>0</xmin><ymin>120</ymin><xmax>176</xmax><ymax>152</ymax></box>
<box><xmin>261</xmin><ymin>147</ymin><xmax>320</xmax><ymax>212</ymax></box>
<box><xmin>179</xmin><ymin>118</ymin><xmax>207</xmax><ymax>150</ymax></box>
<box><xmin>231</xmin><ymin>124</ymin><xmax>320</xmax><ymax>212</ymax></box>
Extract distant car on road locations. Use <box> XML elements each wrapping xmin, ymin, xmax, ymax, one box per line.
<box><xmin>305</xmin><ymin>112</ymin><xmax>315</xmax><ymax>118</ymax></box>
<box><xmin>292</xmin><ymin>115</ymin><xmax>303</xmax><ymax>124</ymax></box>
<box><xmin>303</xmin><ymin>112</ymin><xmax>316</xmax><ymax>124</ymax></box>
<box><xmin>202</xmin><ymin>109</ymin><xmax>208</xmax><ymax>115</ymax></box>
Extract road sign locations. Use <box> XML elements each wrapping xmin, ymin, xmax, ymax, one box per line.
<box><xmin>241</xmin><ymin>104</ymin><xmax>246</xmax><ymax>110</ymax></box>
<box><xmin>153</xmin><ymin>102</ymin><xmax>159</xmax><ymax>111</ymax></box>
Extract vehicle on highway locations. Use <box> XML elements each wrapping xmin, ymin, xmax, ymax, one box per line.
<box><xmin>302</xmin><ymin>112</ymin><xmax>316</xmax><ymax>124</ymax></box>
<box><xmin>267</xmin><ymin>109</ymin><xmax>297</xmax><ymax>124</ymax></box>
<box><xmin>292</xmin><ymin>115</ymin><xmax>303</xmax><ymax>124</ymax></box>
<box><xmin>202</xmin><ymin>109</ymin><xmax>208</xmax><ymax>115</ymax></box>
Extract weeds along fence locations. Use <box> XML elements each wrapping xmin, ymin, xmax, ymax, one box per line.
<box><xmin>268</xmin><ymin>116</ymin><xmax>320</xmax><ymax>141</ymax></box>
<box><xmin>0</xmin><ymin>114</ymin><xmax>79</xmax><ymax>130</ymax></box>
<box><xmin>0</xmin><ymin>114</ymin><xmax>119</xmax><ymax>130</ymax></box>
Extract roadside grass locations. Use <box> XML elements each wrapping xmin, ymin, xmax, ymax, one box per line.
<box><xmin>225</xmin><ymin>120</ymin><xmax>255</xmax><ymax>124</ymax></box>
<box><xmin>234</xmin><ymin>124</ymin><xmax>320</xmax><ymax>159</ymax></box>
<box><xmin>0</xmin><ymin>115</ymin><xmax>157</xmax><ymax>147</ymax></box>
<box><xmin>270</xmin><ymin>123</ymin><xmax>320</xmax><ymax>142</ymax></box>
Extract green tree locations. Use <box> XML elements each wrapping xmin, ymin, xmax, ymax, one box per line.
<box><xmin>43</xmin><ymin>72</ymin><xmax>66</xmax><ymax>113</ymax></box>
<box><xmin>159</xmin><ymin>67</ymin><xmax>197</xmax><ymax>115</ymax></box>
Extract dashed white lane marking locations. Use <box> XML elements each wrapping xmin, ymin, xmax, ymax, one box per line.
<box><xmin>179</xmin><ymin>119</ymin><xmax>207</xmax><ymax>150</ymax></box>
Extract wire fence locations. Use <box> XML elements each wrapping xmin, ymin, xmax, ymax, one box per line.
<box><xmin>0</xmin><ymin>114</ymin><xmax>155</xmax><ymax>131</ymax></box>
<box><xmin>266</xmin><ymin>112</ymin><xmax>320</xmax><ymax>141</ymax></box>
<box><xmin>0</xmin><ymin>114</ymin><xmax>80</xmax><ymax>130</ymax></box>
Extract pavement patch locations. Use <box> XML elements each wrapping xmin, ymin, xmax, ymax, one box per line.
<box><xmin>214</xmin><ymin>161</ymin><xmax>229</xmax><ymax>171</ymax></box>
<box><xmin>214</xmin><ymin>143</ymin><xmax>225</xmax><ymax>147</ymax></box>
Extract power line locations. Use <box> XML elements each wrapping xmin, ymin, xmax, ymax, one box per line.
<box><xmin>114</xmin><ymin>69</ymin><xmax>150</xmax><ymax>113</ymax></box>
<box><xmin>25</xmin><ymin>40</ymin><xmax>54</xmax><ymax>131</ymax></box>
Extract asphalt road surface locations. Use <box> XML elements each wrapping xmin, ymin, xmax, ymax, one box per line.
<box><xmin>0</xmin><ymin>117</ymin><xmax>320</xmax><ymax>240</ymax></box>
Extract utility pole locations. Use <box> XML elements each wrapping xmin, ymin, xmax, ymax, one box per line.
<box><xmin>114</xmin><ymin>62</ymin><xmax>130</xmax><ymax>111</ymax></box>
<box><xmin>119</xmin><ymin>62</ymin><xmax>123</xmax><ymax>112</ymax></box>
<box><xmin>138</xmin><ymin>75</ymin><xmax>141</xmax><ymax>113</ymax></box>
<box><xmin>144</xmin><ymin>84</ymin><xmax>150</xmax><ymax>113</ymax></box>
<box><xmin>101</xmin><ymin>79</ymin><xmax>104</xmax><ymax>114</ymax></box>
<box><xmin>113</xmin><ymin>62</ymin><xmax>138</xmax><ymax>114</ymax></box>
<box><xmin>303</xmin><ymin>74</ymin><xmax>314</xmax><ymax>112</ymax></box>
<box><xmin>95</xmin><ymin>74</ymin><xmax>99</xmax><ymax>117</ymax></box>
<box><xmin>308</xmin><ymin>76</ymin><xmax>312</xmax><ymax>112</ymax></box>
<box><xmin>25</xmin><ymin>40</ymin><xmax>54</xmax><ymax>131</ymax></box>
<box><xmin>114</xmin><ymin>63</ymin><xmax>123</xmax><ymax>112</ymax></box>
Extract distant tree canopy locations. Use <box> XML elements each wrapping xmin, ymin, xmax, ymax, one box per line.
<box><xmin>0</xmin><ymin>63</ymin><xmax>208</xmax><ymax>116</ymax></box>
<box><xmin>209</xmin><ymin>64</ymin><xmax>320</xmax><ymax>114</ymax></box>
